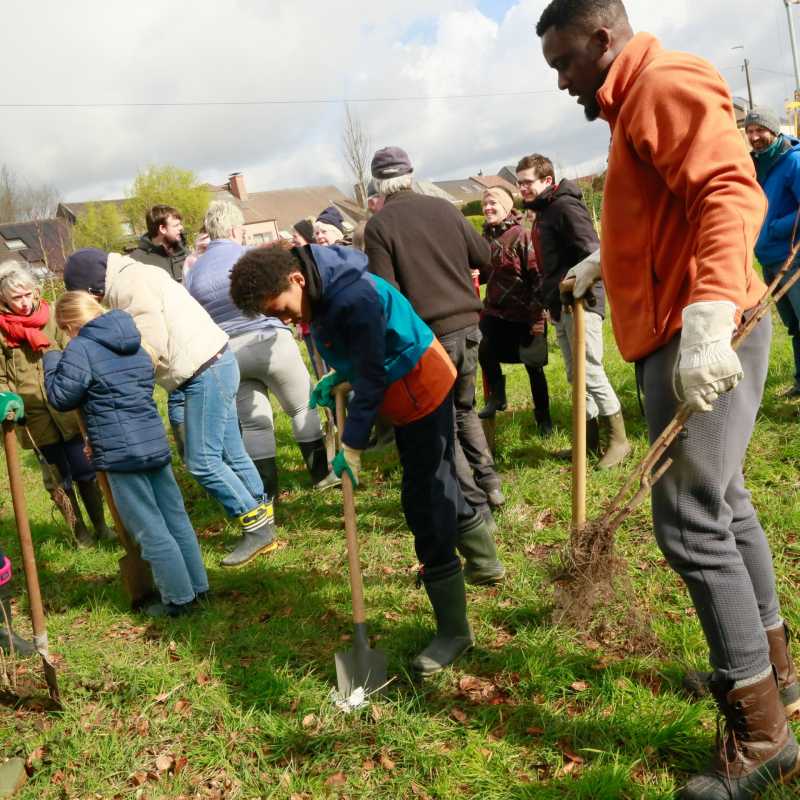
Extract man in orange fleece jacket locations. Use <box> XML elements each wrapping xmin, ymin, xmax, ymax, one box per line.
<box><xmin>537</xmin><ymin>2</ymin><xmax>798</xmax><ymax>799</ymax></box>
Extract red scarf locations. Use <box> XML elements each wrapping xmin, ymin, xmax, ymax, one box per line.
<box><xmin>0</xmin><ymin>301</ymin><xmax>52</xmax><ymax>350</ymax></box>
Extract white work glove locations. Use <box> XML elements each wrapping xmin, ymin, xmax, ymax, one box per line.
<box><xmin>675</xmin><ymin>301</ymin><xmax>742</xmax><ymax>412</ymax></box>
<box><xmin>564</xmin><ymin>248</ymin><xmax>601</xmax><ymax>299</ymax></box>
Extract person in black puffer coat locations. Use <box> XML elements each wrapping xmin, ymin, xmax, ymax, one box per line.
<box><xmin>44</xmin><ymin>293</ymin><xmax>209</xmax><ymax>618</ymax></box>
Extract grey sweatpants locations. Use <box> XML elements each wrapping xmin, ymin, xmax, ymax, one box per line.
<box><xmin>640</xmin><ymin>313</ymin><xmax>780</xmax><ymax>682</ymax></box>
<box><xmin>554</xmin><ymin>309</ymin><xmax>621</xmax><ymax>419</ymax></box>
<box><xmin>230</xmin><ymin>327</ymin><xmax>323</xmax><ymax>461</ymax></box>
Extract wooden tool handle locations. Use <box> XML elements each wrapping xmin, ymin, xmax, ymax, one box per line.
<box><xmin>333</xmin><ymin>384</ymin><xmax>367</xmax><ymax>626</ymax></box>
<box><xmin>2</xmin><ymin>421</ymin><xmax>48</xmax><ymax>640</ymax></box>
<box><xmin>559</xmin><ymin>278</ymin><xmax>587</xmax><ymax>531</ymax></box>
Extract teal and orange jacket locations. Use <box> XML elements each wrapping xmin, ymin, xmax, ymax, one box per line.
<box><xmin>308</xmin><ymin>244</ymin><xmax>455</xmax><ymax>449</ymax></box>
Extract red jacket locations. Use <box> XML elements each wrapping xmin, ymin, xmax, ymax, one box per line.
<box><xmin>597</xmin><ymin>33</ymin><xmax>766</xmax><ymax>362</ymax></box>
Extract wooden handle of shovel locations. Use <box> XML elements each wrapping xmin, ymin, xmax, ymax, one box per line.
<box><xmin>2</xmin><ymin>421</ymin><xmax>48</xmax><ymax>643</ymax></box>
<box><xmin>561</xmin><ymin>277</ymin><xmax>586</xmax><ymax>530</ymax></box>
<box><xmin>333</xmin><ymin>383</ymin><xmax>367</xmax><ymax>627</ymax></box>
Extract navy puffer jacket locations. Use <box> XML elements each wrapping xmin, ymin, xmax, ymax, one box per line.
<box><xmin>43</xmin><ymin>310</ymin><xmax>171</xmax><ymax>473</ymax></box>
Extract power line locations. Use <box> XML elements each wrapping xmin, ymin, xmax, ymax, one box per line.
<box><xmin>0</xmin><ymin>89</ymin><xmax>559</xmax><ymax>109</ymax></box>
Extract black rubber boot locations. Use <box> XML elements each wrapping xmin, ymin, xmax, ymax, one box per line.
<box><xmin>170</xmin><ymin>421</ymin><xmax>185</xmax><ymax>460</ymax></box>
<box><xmin>298</xmin><ymin>439</ymin><xmax>340</xmax><ymax>490</ymax></box>
<box><xmin>412</xmin><ymin>566</ymin><xmax>474</xmax><ymax>676</ymax></box>
<box><xmin>254</xmin><ymin>457</ymin><xmax>278</xmax><ymax>501</ymax></box>
<box><xmin>535</xmin><ymin>408</ymin><xmax>554</xmax><ymax>437</ymax></box>
<box><xmin>555</xmin><ymin>416</ymin><xmax>600</xmax><ymax>460</ymax></box>
<box><xmin>457</xmin><ymin>512</ymin><xmax>506</xmax><ymax>585</ymax></box>
<box><xmin>77</xmin><ymin>479</ymin><xmax>116</xmax><ymax>542</ymax></box>
<box><xmin>478</xmin><ymin>376</ymin><xmax>507</xmax><ymax>419</ymax></box>
<box><xmin>0</xmin><ymin>584</ymin><xmax>35</xmax><ymax>657</ymax></box>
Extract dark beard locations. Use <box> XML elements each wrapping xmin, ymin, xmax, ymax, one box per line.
<box><xmin>583</xmin><ymin>95</ymin><xmax>602</xmax><ymax>122</ymax></box>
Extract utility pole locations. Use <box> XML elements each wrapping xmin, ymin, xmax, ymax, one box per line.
<box><xmin>785</xmin><ymin>0</ymin><xmax>800</xmax><ymax>93</ymax></box>
<box><xmin>784</xmin><ymin>1</ymin><xmax>800</xmax><ymax>135</ymax></box>
<box><xmin>743</xmin><ymin>58</ymin><xmax>754</xmax><ymax>109</ymax></box>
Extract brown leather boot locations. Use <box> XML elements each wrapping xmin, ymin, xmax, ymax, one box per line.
<box><xmin>767</xmin><ymin>623</ymin><xmax>800</xmax><ymax>717</ymax></box>
<box><xmin>680</xmin><ymin>671</ymin><xmax>800</xmax><ymax>799</ymax></box>
<box><xmin>685</xmin><ymin>622</ymin><xmax>800</xmax><ymax>719</ymax></box>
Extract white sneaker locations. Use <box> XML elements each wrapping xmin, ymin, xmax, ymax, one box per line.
<box><xmin>314</xmin><ymin>472</ymin><xmax>342</xmax><ymax>491</ymax></box>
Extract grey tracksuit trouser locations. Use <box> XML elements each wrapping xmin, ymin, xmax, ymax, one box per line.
<box><xmin>639</xmin><ymin>313</ymin><xmax>780</xmax><ymax>682</ymax></box>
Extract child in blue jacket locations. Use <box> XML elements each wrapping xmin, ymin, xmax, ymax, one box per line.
<box><xmin>229</xmin><ymin>242</ymin><xmax>506</xmax><ymax>675</ymax></box>
<box><xmin>44</xmin><ymin>292</ymin><xmax>208</xmax><ymax>617</ymax></box>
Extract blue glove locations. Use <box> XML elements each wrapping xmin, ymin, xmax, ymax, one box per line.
<box><xmin>309</xmin><ymin>370</ymin><xmax>343</xmax><ymax>410</ymax></box>
<box><xmin>333</xmin><ymin>446</ymin><xmax>362</xmax><ymax>487</ymax></box>
<box><xmin>0</xmin><ymin>392</ymin><xmax>24</xmax><ymax>423</ymax></box>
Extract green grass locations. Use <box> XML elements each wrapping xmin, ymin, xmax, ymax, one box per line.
<box><xmin>1</xmin><ymin>310</ymin><xmax>799</xmax><ymax>799</ymax></box>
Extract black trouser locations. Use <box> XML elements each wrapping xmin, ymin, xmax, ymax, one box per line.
<box><xmin>394</xmin><ymin>390</ymin><xmax>471</xmax><ymax>575</ymax></box>
<box><xmin>478</xmin><ymin>315</ymin><xmax>550</xmax><ymax>419</ymax></box>
<box><xmin>438</xmin><ymin>324</ymin><xmax>501</xmax><ymax>513</ymax></box>
<box><xmin>39</xmin><ymin>434</ymin><xmax>96</xmax><ymax>486</ymax></box>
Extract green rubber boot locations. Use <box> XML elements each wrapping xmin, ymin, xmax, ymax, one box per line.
<box><xmin>412</xmin><ymin>567</ymin><xmax>474</xmax><ymax>676</ymax></box>
<box><xmin>77</xmin><ymin>479</ymin><xmax>116</xmax><ymax>542</ymax></box>
<box><xmin>457</xmin><ymin>513</ymin><xmax>506</xmax><ymax>586</ymax></box>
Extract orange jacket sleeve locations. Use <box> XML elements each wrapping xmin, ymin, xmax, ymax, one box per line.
<box><xmin>625</xmin><ymin>56</ymin><xmax>766</xmax><ymax>313</ymax></box>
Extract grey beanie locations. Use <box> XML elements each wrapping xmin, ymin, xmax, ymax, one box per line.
<box><xmin>744</xmin><ymin>106</ymin><xmax>781</xmax><ymax>136</ymax></box>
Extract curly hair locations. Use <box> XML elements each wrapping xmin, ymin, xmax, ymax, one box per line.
<box><xmin>229</xmin><ymin>241</ymin><xmax>299</xmax><ymax>318</ymax></box>
<box><xmin>536</xmin><ymin>0</ymin><xmax>628</xmax><ymax>37</ymax></box>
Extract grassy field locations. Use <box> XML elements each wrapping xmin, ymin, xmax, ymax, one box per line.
<box><xmin>1</xmin><ymin>309</ymin><xmax>799</xmax><ymax>799</ymax></box>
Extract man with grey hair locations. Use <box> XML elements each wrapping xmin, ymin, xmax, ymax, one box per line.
<box><xmin>186</xmin><ymin>201</ymin><xmax>338</xmax><ymax>499</ymax></box>
<box><xmin>745</xmin><ymin>105</ymin><xmax>800</xmax><ymax>397</ymax></box>
<box><xmin>364</xmin><ymin>146</ymin><xmax>505</xmax><ymax>535</ymax></box>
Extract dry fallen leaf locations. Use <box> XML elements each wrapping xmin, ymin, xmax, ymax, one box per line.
<box><xmin>526</xmin><ymin>726</ymin><xmax>545</xmax><ymax>737</ymax></box>
<box><xmin>129</xmin><ymin>771</ymin><xmax>148</xmax><ymax>786</ymax></box>
<box><xmin>325</xmin><ymin>771</ymin><xmax>347</xmax><ymax>786</ymax></box>
<box><xmin>450</xmin><ymin>707</ymin><xmax>468</xmax><ymax>723</ymax></box>
<box><xmin>570</xmin><ymin>680</ymin><xmax>590</xmax><ymax>692</ymax></box>
<box><xmin>378</xmin><ymin>751</ymin><xmax>396</xmax><ymax>771</ymax></box>
<box><xmin>155</xmin><ymin>754</ymin><xmax>174</xmax><ymax>773</ymax></box>
<box><xmin>134</xmin><ymin>716</ymin><xmax>150</xmax><ymax>737</ymax></box>
<box><xmin>196</xmin><ymin>672</ymin><xmax>211</xmax><ymax>686</ymax></box>
<box><xmin>301</xmin><ymin>714</ymin><xmax>317</xmax><ymax>729</ymax></box>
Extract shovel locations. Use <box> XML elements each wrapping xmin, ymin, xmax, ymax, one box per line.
<box><xmin>560</xmin><ymin>277</ymin><xmax>587</xmax><ymax>532</ymax></box>
<box><xmin>77</xmin><ymin>416</ymin><xmax>156</xmax><ymax>609</ymax></box>
<box><xmin>2</xmin><ymin>414</ymin><xmax>61</xmax><ymax>707</ymax></box>
<box><xmin>332</xmin><ymin>383</ymin><xmax>387</xmax><ymax>698</ymax></box>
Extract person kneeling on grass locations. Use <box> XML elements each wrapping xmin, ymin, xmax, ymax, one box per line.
<box><xmin>228</xmin><ymin>241</ymin><xmax>506</xmax><ymax>675</ymax></box>
<box><xmin>44</xmin><ymin>292</ymin><xmax>209</xmax><ymax>618</ymax></box>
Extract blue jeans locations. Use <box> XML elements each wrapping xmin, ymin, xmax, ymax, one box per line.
<box><xmin>182</xmin><ymin>348</ymin><xmax>264</xmax><ymax>517</ymax></box>
<box><xmin>107</xmin><ymin>465</ymin><xmax>208</xmax><ymax>605</ymax></box>
<box><xmin>167</xmin><ymin>388</ymin><xmax>185</xmax><ymax>426</ymax></box>
<box><xmin>763</xmin><ymin>259</ymin><xmax>800</xmax><ymax>385</ymax></box>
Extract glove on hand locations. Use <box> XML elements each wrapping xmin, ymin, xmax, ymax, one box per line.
<box><xmin>563</xmin><ymin>249</ymin><xmax>601</xmax><ymax>301</ymax></box>
<box><xmin>676</xmin><ymin>300</ymin><xmax>742</xmax><ymax>412</ymax></box>
<box><xmin>333</xmin><ymin>445</ymin><xmax>362</xmax><ymax>487</ymax></box>
<box><xmin>0</xmin><ymin>392</ymin><xmax>24</xmax><ymax>423</ymax></box>
<box><xmin>309</xmin><ymin>370</ymin><xmax>343</xmax><ymax>410</ymax></box>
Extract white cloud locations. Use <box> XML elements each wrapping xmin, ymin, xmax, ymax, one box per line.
<box><xmin>0</xmin><ymin>0</ymin><xmax>796</xmax><ymax>202</ymax></box>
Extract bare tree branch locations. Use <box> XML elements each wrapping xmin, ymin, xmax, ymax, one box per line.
<box><xmin>341</xmin><ymin>105</ymin><xmax>372</xmax><ymax>207</ymax></box>
<box><xmin>0</xmin><ymin>163</ymin><xmax>61</xmax><ymax>223</ymax></box>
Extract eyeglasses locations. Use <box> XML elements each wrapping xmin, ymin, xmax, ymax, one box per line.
<box><xmin>517</xmin><ymin>180</ymin><xmax>537</xmax><ymax>188</ymax></box>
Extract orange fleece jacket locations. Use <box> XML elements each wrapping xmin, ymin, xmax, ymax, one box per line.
<box><xmin>597</xmin><ymin>32</ymin><xmax>766</xmax><ymax>362</ymax></box>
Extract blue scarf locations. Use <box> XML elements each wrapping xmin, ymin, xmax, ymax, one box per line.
<box><xmin>753</xmin><ymin>134</ymin><xmax>789</xmax><ymax>184</ymax></box>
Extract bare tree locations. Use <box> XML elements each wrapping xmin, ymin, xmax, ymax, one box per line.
<box><xmin>342</xmin><ymin>104</ymin><xmax>372</xmax><ymax>207</ymax></box>
<box><xmin>0</xmin><ymin>163</ymin><xmax>61</xmax><ymax>223</ymax></box>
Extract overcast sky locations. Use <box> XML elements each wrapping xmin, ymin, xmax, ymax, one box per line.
<box><xmin>2</xmin><ymin>0</ymin><xmax>798</xmax><ymax>203</ymax></box>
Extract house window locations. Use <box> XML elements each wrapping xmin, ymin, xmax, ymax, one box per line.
<box><xmin>3</xmin><ymin>238</ymin><xmax>26</xmax><ymax>251</ymax></box>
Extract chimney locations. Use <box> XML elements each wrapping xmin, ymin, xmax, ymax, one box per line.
<box><xmin>228</xmin><ymin>172</ymin><xmax>248</xmax><ymax>202</ymax></box>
